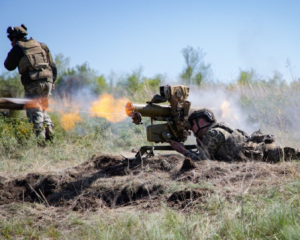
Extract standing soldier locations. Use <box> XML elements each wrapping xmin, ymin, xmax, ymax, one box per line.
<box><xmin>4</xmin><ymin>24</ymin><xmax>57</xmax><ymax>141</ymax></box>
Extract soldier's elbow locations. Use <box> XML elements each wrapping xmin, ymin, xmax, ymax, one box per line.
<box><xmin>4</xmin><ymin>62</ymin><xmax>16</xmax><ymax>71</ymax></box>
<box><xmin>5</xmin><ymin>66</ymin><xmax>16</xmax><ymax>71</ymax></box>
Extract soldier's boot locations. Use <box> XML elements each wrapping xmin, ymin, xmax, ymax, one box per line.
<box><xmin>181</xmin><ymin>158</ymin><xmax>196</xmax><ymax>170</ymax></box>
<box><xmin>284</xmin><ymin>147</ymin><xmax>300</xmax><ymax>161</ymax></box>
<box><xmin>45</xmin><ymin>125</ymin><xmax>54</xmax><ymax>142</ymax></box>
<box><xmin>34</xmin><ymin>127</ymin><xmax>46</xmax><ymax>146</ymax></box>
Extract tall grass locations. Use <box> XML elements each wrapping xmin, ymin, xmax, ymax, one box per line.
<box><xmin>1</xmin><ymin>79</ymin><xmax>300</xmax><ymax>239</ymax></box>
<box><xmin>236</xmin><ymin>81</ymin><xmax>300</xmax><ymax>147</ymax></box>
<box><xmin>2</xmin><ymin>80</ymin><xmax>300</xmax><ymax>171</ymax></box>
<box><xmin>0</xmin><ymin>111</ymin><xmax>150</xmax><ymax>174</ymax></box>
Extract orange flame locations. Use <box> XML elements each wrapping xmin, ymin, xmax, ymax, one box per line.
<box><xmin>48</xmin><ymin>99</ymin><xmax>83</xmax><ymax>130</ymax></box>
<box><xmin>90</xmin><ymin>93</ymin><xmax>129</xmax><ymax>123</ymax></box>
<box><xmin>24</xmin><ymin>97</ymin><xmax>49</xmax><ymax>111</ymax></box>
<box><xmin>125</xmin><ymin>102</ymin><xmax>134</xmax><ymax>117</ymax></box>
<box><xmin>221</xmin><ymin>100</ymin><xmax>238</xmax><ymax>120</ymax></box>
<box><xmin>47</xmin><ymin>98</ymin><xmax>57</xmax><ymax>112</ymax></box>
<box><xmin>60</xmin><ymin>111</ymin><xmax>83</xmax><ymax>130</ymax></box>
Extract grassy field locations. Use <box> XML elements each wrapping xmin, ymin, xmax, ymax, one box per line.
<box><xmin>1</xmin><ymin>82</ymin><xmax>300</xmax><ymax>239</ymax></box>
<box><xmin>1</xmin><ymin>165</ymin><xmax>300</xmax><ymax>240</ymax></box>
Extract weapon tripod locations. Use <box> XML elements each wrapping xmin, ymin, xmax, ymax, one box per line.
<box><xmin>125</xmin><ymin>145</ymin><xmax>198</xmax><ymax>168</ymax></box>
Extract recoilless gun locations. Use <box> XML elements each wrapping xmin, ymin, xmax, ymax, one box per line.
<box><xmin>125</xmin><ymin>85</ymin><xmax>197</xmax><ymax>162</ymax></box>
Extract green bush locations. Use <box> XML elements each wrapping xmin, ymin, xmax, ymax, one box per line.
<box><xmin>0</xmin><ymin>116</ymin><xmax>34</xmax><ymax>153</ymax></box>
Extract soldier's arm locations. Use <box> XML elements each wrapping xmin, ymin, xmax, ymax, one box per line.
<box><xmin>41</xmin><ymin>43</ymin><xmax>57</xmax><ymax>83</ymax></box>
<box><xmin>4</xmin><ymin>45</ymin><xmax>23</xmax><ymax>71</ymax></box>
<box><xmin>183</xmin><ymin>129</ymin><xmax>225</xmax><ymax>161</ymax></box>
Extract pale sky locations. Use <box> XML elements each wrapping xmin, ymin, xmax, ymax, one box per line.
<box><xmin>1</xmin><ymin>0</ymin><xmax>299</xmax><ymax>83</ymax></box>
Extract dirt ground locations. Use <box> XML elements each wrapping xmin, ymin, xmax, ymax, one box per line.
<box><xmin>0</xmin><ymin>153</ymin><xmax>299</xmax><ymax>215</ymax></box>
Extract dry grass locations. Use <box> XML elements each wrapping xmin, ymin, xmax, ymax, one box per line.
<box><xmin>2</xmin><ymin>81</ymin><xmax>300</xmax><ymax>238</ymax></box>
<box><xmin>1</xmin><ymin>153</ymin><xmax>300</xmax><ymax>239</ymax></box>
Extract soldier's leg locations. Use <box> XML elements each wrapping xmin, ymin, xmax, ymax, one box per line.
<box><xmin>39</xmin><ymin>82</ymin><xmax>54</xmax><ymax>141</ymax></box>
<box><xmin>24</xmin><ymin>83</ymin><xmax>46</xmax><ymax>137</ymax></box>
<box><xmin>26</xmin><ymin>107</ymin><xmax>45</xmax><ymax>136</ymax></box>
<box><xmin>44</xmin><ymin>110</ymin><xmax>54</xmax><ymax>141</ymax></box>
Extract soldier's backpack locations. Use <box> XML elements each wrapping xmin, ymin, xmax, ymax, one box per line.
<box><xmin>241</xmin><ymin>130</ymin><xmax>283</xmax><ymax>163</ymax></box>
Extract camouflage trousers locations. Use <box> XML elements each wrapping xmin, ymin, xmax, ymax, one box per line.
<box><xmin>239</xmin><ymin>142</ymin><xmax>300</xmax><ymax>163</ymax></box>
<box><xmin>24</xmin><ymin>81</ymin><xmax>53</xmax><ymax>132</ymax></box>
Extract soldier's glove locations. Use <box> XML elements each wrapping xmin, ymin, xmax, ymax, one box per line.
<box><xmin>132</xmin><ymin>112</ymin><xmax>143</xmax><ymax>125</ymax></box>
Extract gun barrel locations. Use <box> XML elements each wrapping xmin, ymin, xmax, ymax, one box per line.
<box><xmin>0</xmin><ymin>98</ymin><xmax>35</xmax><ymax>110</ymax></box>
<box><xmin>125</xmin><ymin>102</ymin><xmax>171</xmax><ymax>118</ymax></box>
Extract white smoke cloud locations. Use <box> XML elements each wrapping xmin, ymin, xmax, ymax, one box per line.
<box><xmin>188</xmin><ymin>88</ymin><xmax>259</xmax><ymax>135</ymax></box>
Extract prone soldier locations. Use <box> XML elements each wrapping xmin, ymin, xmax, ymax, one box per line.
<box><xmin>170</xmin><ymin>109</ymin><xmax>300</xmax><ymax>163</ymax></box>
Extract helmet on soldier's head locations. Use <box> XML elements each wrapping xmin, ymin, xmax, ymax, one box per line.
<box><xmin>7</xmin><ymin>24</ymin><xmax>27</xmax><ymax>41</ymax></box>
<box><xmin>188</xmin><ymin>108</ymin><xmax>216</xmax><ymax>127</ymax></box>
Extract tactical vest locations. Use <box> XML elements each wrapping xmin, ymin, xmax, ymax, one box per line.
<box><xmin>16</xmin><ymin>39</ymin><xmax>53</xmax><ymax>81</ymax></box>
<box><xmin>210</xmin><ymin>123</ymin><xmax>249</xmax><ymax>161</ymax></box>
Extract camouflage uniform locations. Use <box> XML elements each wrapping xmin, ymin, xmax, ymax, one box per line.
<box><xmin>242</xmin><ymin>130</ymin><xmax>300</xmax><ymax>163</ymax></box>
<box><xmin>24</xmin><ymin>81</ymin><xmax>53</xmax><ymax>131</ymax></box>
<box><xmin>5</xmin><ymin>26</ymin><xmax>57</xmax><ymax>138</ymax></box>
<box><xmin>184</xmin><ymin>122</ymin><xmax>249</xmax><ymax>161</ymax></box>
<box><xmin>183</xmin><ymin>122</ymin><xmax>298</xmax><ymax>163</ymax></box>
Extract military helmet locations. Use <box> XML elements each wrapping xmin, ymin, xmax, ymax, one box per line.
<box><xmin>188</xmin><ymin>108</ymin><xmax>216</xmax><ymax>125</ymax></box>
<box><xmin>7</xmin><ymin>24</ymin><xmax>27</xmax><ymax>41</ymax></box>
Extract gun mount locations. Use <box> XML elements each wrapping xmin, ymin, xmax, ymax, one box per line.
<box><xmin>125</xmin><ymin>85</ymin><xmax>198</xmax><ymax>163</ymax></box>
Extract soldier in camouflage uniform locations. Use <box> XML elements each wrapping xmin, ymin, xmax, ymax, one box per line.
<box><xmin>4</xmin><ymin>24</ymin><xmax>57</xmax><ymax>140</ymax></box>
<box><xmin>170</xmin><ymin>109</ymin><xmax>299</xmax><ymax>163</ymax></box>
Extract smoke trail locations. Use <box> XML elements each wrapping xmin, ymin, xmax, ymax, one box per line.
<box><xmin>188</xmin><ymin>88</ymin><xmax>259</xmax><ymax>134</ymax></box>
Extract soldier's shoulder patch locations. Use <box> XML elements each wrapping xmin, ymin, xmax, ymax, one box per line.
<box><xmin>205</xmin><ymin>129</ymin><xmax>225</xmax><ymax>138</ymax></box>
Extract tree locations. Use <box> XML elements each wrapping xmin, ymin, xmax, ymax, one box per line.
<box><xmin>54</xmin><ymin>54</ymin><xmax>107</xmax><ymax>98</ymax></box>
<box><xmin>116</xmin><ymin>68</ymin><xmax>143</xmax><ymax>95</ymax></box>
<box><xmin>142</xmin><ymin>74</ymin><xmax>162</xmax><ymax>91</ymax></box>
<box><xmin>0</xmin><ymin>71</ymin><xmax>23</xmax><ymax>98</ymax></box>
<box><xmin>94</xmin><ymin>75</ymin><xmax>108</xmax><ymax>95</ymax></box>
<box><xmin>180</xmin><ymin>46</ymin><xmax>212</xmax><ymax>86</ymax></box>
<box><xmin>237</xmin><ymin>69</ymin><xmax>257</xmax><ymax>86</ymax></box>
<box><xmin>54</xmin><ymin>54</ymin><xmax>75</xmax><ymax>86</ymax></box>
